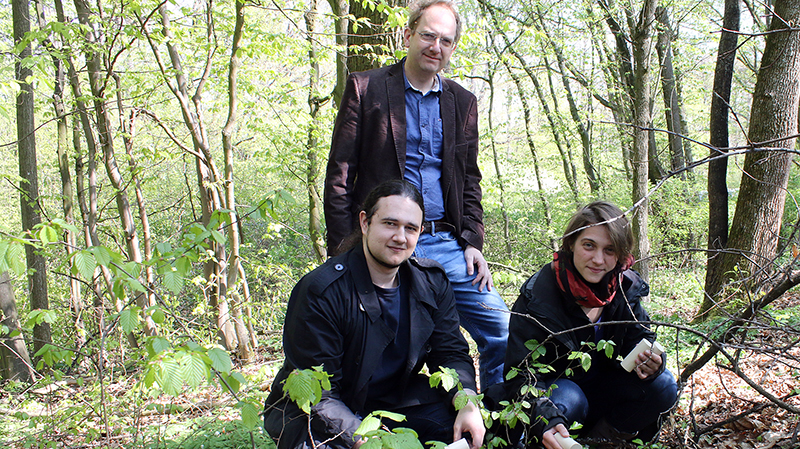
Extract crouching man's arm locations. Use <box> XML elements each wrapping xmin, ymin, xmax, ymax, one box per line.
<box><xmin>452</xmin><ymin>389</ymin><xmax>485</xmax><ymax>449</ymax></box>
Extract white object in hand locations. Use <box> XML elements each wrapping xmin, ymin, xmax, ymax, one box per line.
<box><xmin>553</xmin><ymin>433</ymin><xmax>582</xmax><ymax>449</ymax></box>
<box><xmin>621</xmin><ymin>338</ymin><xmax>665</xmax><ymax>372</ymax></box>
<box><xmin>445</xmin><ymin>439</ymin><xmax>469</xmax><ymax>449</ymax></box>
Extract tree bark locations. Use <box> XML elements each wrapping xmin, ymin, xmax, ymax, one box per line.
<box><xmin>698</xmin><ymin>0</ymin><xmax>800</xmax><ymax>319</ymax></box>
<box><xmin>655</xmin><ymin>6</ymin><xmax>687</xmax><ymax>176</ymax></box>
<box><xmin>630</xmin><ymin>0</ymin><xmax>658</xmax><ymax>283</ymax></box>
<box><xmin>306</xmin><ymin>0</ymin><xmax>329</xmax><ymax>264</ymax></box>
<box><xmin>327</xmin><ymin>0</ymin><xmax>349</xmax><ymax>107</ymax></box>
<box><xmin>486</xmin><ymin>64</ymin><xmax>512</xmax><ymax>257</ymax></box>
<box><xmin>702</xmin><ymin>0</ymin><xmax>741</xmax><ymax>321</ymax></box>
<box><xmin>0</xmin><ymin>272</ymin><xmax>35</xmax><ymax>382</ymax></box>
<box><xmin>536</xmin><ymin>11</ymin><xmax>601</xmax><ymax>193</ymax></box>
<box><xmin>223</xmin><ymin>0</ymin><xmax>254</xmax><ymax>361</ymax></box>
<box><xmin>14</xmin><ymin>0</ymin><xmax>51</xmax><ymax>356</ymax></box>
<box><xmin>346</xmin><ymin>0</ymin><xmax>403</xmax><ymax>74</ymax></box>
<box><xmin>35</xmin><ymin>0</ymin><xmax>86</xmax><ymax>348</ymax></box>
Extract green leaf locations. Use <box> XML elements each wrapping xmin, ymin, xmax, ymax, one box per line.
<box><xmin>163</xmin><ymin>268</ymin><xmax>183</xmax><ymax>294</ymax></box>
<box><xmin>158</xmin><ymin>358</ymin><xmax>183</xmax><ymax>396</ymax></box>
<box><xmin>150</xmin><ymin>307</ymin><xmax>166</xmax><ymax>324</ymax></box>
<box><xmin>147</xmin><ymin>336</ymin><xmax>171</xmax><ymax>356</ymax></box>
<box><xmin>207</xmin><ymin>347</ymin><xmax>232</xmax><ymax>373</ymax></box>
<box><xmin>118</xmin><ymin>308</ymin><xmax>140</xmax><ymax>334</ymax></box>
<box><xmin>6</xmin><ymin>242</ymin><xmax>25</xmax><ymax>275</ymax></box>
<box><xmin>73</xmin><ymin>251</ymin><xmax>97</xmax><ymax>280</ymax></box>
<box><xmin>183</xmin><ymin>352</ymin><xmax>208</xmax><ymax>388</ymax></box>
<box><xmin>355</xmin><ymin>415</ymin><xmax>382</xmax><ymax>436</ymax></box>
<box><xmin>89</xmin><ymin>246</ymin><xmax>113</xmax><ymax>267</ymax></box>
<box><xmin>238</xmin><ymin>401</ymin><xmax>260</xmax><ymax>430</ymax></box>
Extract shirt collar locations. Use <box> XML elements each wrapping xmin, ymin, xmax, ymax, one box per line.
<box><xmin>402</xmin><ymin>64</ymin><xmax>441</xmax><ymax>95</ymax></box>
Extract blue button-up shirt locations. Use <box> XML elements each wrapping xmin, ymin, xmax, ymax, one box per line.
<box><xmin>403</xmin><ymin>69</ymin><xmax>445</xmax><ymax>221</ymax></box>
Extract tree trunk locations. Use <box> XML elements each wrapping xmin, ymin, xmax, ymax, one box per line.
<box><xmin>702</xmin><ymin>0</ymin><xmax>740</xmax><ymax>321</ymax></box>
<box><xmin>35</xmin><ymin>0</ymin><xmax>86</xmax><ymax>349</ymax></box>
<box><xmin>630</xmin><ymin>0</ymin><xmax>658</xmax><ymax>283</ymax></box>
<box><xmin>495</xmin><ymin>49</ymin><xmax>556</xmax><ymax>250</ymax></box>
<box><xmin>14</xmin><ymin>0</ymin><xmax>51</xmax><ymax>356</ymax></box>
<box><xmin>306</xmin><ymin>0</ymin><xmax>329</xmax><ymax>264</ymax></box>
<box><xmin>486</xmin><ymin>64</ymin><xmax>512</xmax><ymax>257</ymax></box>
<box><xmin>655</xmin><ymin>6</ymin><xmax>687</xmax><ymax>177</ymax></box>
<box><xmin>537</xmin><ymin>11</ymin><xmax>601</xmax><ymax>193</ymax></box>
<box><xmin>223</xmin><ymin>0</ymin><xmax>254</xmax><ymax>361</ymax></box>
<box><xmin>346</xmin><ymin>0</ymin><xmax>403</xmax><ymax>74</ymax></box>
<box><xmin>0</xmin><ymin>272</ymin><xmax>35</xmax><ymax>382</ymax></box>
<box><xmin>327</xmin><ymin>0</ymin><xmax>349</xmax><ymax>107</ymax></box>
<box><xmin>74</xmin><ymin>0</ymin><xmax>146</xmax><ymax>347</ymax></box>
<box><xmin>698</xmin><ymin>0</ymin><xmax>800</xmax><ymax>319</ymax></box>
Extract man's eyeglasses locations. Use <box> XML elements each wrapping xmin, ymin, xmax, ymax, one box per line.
<box><xmin>415</xmin><ymin>31</ymin><xmax>455</xmax><ymax>49</ymax></box>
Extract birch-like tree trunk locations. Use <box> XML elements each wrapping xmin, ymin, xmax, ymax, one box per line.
<box><xmin>630</xmin><ymin>0</ymin><xmax>658</xmax><ymax>283</ymax></box>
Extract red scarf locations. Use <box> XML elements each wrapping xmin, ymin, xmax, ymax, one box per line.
<box><xmin>553</xmin><ymin>251</ymin><xmax>634</xmax><ymax>308</ymax></box>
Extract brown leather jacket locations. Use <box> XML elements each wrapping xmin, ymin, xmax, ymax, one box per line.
<box><xmin>324</xmin><ymin>60</ymin><xmax>484</xmax><ymax>255</ymax></box>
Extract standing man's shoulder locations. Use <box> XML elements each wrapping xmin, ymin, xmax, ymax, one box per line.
<box><xmin>441</xmin><ymin>75</ymin><xmax>476</xmax><ymax>99</ymax></box>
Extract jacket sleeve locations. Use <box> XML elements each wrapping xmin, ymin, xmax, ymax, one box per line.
<box><xmin>324</xmin><ymin>74</ymin><xmax>362</xmax><ymax>255</ymax></box>
<box><xmin>282</xmin><ymin>281</ymin><xmax>362</xmax><ymax>446</ymax></box>
<box><xmin>460</xmin><ymin>94</ymin><xmax>484</xmax><ymax>251</ymax></box>
<box><xmin>505</xmin><ymin>292</ymin><xmax>551</xmax><ymax>398</ymax></box>
<box><xmin>618</xmin><ymin>275</ymin><xmax>665</xmax><ymax>381</ymax></box>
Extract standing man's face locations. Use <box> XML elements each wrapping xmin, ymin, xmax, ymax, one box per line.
<box><xmin>403</xmin><ymin>4</ymin><xmax>458</xmax><ymax>78</ymax></box>
<box><xmin>360</xmin><ymin>195</ymin><xmax>423</xmax><ymax>272</ymax></box>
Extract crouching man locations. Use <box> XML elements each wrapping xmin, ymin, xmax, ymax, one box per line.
<box><xmin>264</xmin><ymin>180</ymin><xmax>485</xmax><ymax>449</ymax></box>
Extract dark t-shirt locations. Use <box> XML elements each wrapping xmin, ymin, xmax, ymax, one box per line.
<box><xmin>364</xmin><ymin>274</ymin><xmax>410</xmax><ymax>411</ymax></box>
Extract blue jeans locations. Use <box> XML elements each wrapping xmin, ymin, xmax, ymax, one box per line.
<box><xmin>548</xmin><ymin>367</ymin><xmax>678</xmax><ymax>437</ymax></box>
<box><xmin>413</xmin><ymin>231</ymin><xmax>509</xmax><ymax>389</ymax></box>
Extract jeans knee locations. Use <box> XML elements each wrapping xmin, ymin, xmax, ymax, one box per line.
<box><xmin>550</xmin><ymin>380</ymin><xmax>589</xmax><ymax>424</ymax></box>
<box><xmin>648</xmin><ymin>370</ymin><xmax>679</xmax><ymax>412</ymax></box>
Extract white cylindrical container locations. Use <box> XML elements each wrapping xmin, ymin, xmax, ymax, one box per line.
<box><xmin>445</xmin><ymin>439</ymin><xmax>469</xmax><ymax>449</ymax></box>
<box><xmin>620</xmin><ymin>338</ymin><xmax>665</xmax><ymax>372</ymax></box>
<box><xmin>553</xmin><ymin>433</ymin><xmax>582</xmax><ymax>449</ymax></box>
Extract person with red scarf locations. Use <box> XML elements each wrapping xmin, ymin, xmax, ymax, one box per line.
<box><xmin>498</xmin><ymin>202</ymin><xmax>678</xmax><ymax>448</ymax></box>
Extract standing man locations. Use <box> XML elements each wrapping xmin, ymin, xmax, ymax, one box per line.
<box><xmin>264</xmin><ymin>180</ymin><xmax>485</xmax><ymax>449</ymax></box>
<box><xmin>324</xmin><ymin>0</ymin><xmax>509</xmax><ymax>389</ymax></box>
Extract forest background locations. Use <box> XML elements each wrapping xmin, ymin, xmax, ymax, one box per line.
<box><xmin>1</xmin><ymin>0</ymin><xmax>800</xmax><ymax>447</ymax></box>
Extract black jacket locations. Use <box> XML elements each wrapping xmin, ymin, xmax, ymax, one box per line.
<box><xmin>264</xmin><ymin>244</ymin><xmax>476</xmax><ymax>449</ymax></box>
<box><xmin>501</xmin><ymin>263</ymin><xmax>662</xmax><ymax>439</ymax></box>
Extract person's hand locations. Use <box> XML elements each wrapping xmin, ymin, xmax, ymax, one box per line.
<box><xmin>452</xmin><ymin>399</ymin><xmax>485</xmax><ymax>449</ymax></box>
<box><xmin>634</xmin><ymin>349</ymin><xmax>663</xmax><ymax>379</ymax></box>
<box><xmin>541</xmin><ymin>424</ymin><xmax>570</xmax><ymax>449</ymax></box>
<box><xmin>464</xmin><ymin>245</ymin><xmax>493</xmax><ymax>292</ymax></box>
<box><xmin>352</xmin><ymin>438</ymin><xmax>365</xmax><ymax>449</ymax></box>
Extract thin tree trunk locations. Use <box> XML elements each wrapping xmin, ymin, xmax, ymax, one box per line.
<box><xmin>630</xmin><ymin>0</ymin><xmax>658</xmax><ymax>283</ymax></box>
<box><xmin>495</xmin><ymin>49</ymin><xmax>556</xmax><ymax>250</ymax></box>
<box><xmin>537</xmin><ymin>12</ymin><xmax>601</xmax><ymax>193</ymax></box>
<box><xmin>702</xmin><ymin>0</ymin><xmax>740</xmax><ymax>321</ymax></box>
<box><xmin>34</xmin><ymin>0</ymin><xmax>86</xmax><ymax>348</ymax></box>
<box><xmin>14</xmin><ymin>0</ymin><xmax>51</xmax><ymax>356</ymax></box>
<box><xmin>306</xmin><ymin>0</ymin><xmax>329</xmax><ymax>264</ymax></box>
<box><xmin>223</xmin><ymin>0</ymin><xmax>254</xmax><ymax>361</ymax></box>
<box><xmin>655</xmin><ymin>6</ymin><xmax>686</xmax><ymax>177</ymax></box>
<box><xmin>698</xmin><ymin>0</ymin><xmax>800</xmax><ymax>319</ymax></box>
<box><xmin>486</xmin><ymin>64</ymin><xmax>512</xmax><ymax>257</ymax></box>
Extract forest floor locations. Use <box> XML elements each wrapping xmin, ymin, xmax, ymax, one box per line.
<box><xmin>2</xmin><ymin>296</ymin><xmax>799</xmax><ymax>448</ymax></box>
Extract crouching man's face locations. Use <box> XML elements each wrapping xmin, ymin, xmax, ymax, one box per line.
<box><xmin>359</xmin><ymin>195</ymin><xmax>423</xmax><ymax>271</ymax></box>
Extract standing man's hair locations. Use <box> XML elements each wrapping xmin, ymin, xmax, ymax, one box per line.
<box><xmin>560</xmin><ymin>201</ymin><xmax>634</xmax><ymax>261</ymax></box>
<box><xmin>362</xmin><ymin>179</ymin><xmax>425</xmax><ymax>222</ymax></box>
<box><xmin>407</xmin><ymin>0</ymin><xmax>462</xmax><ymax>45</ymax></box>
